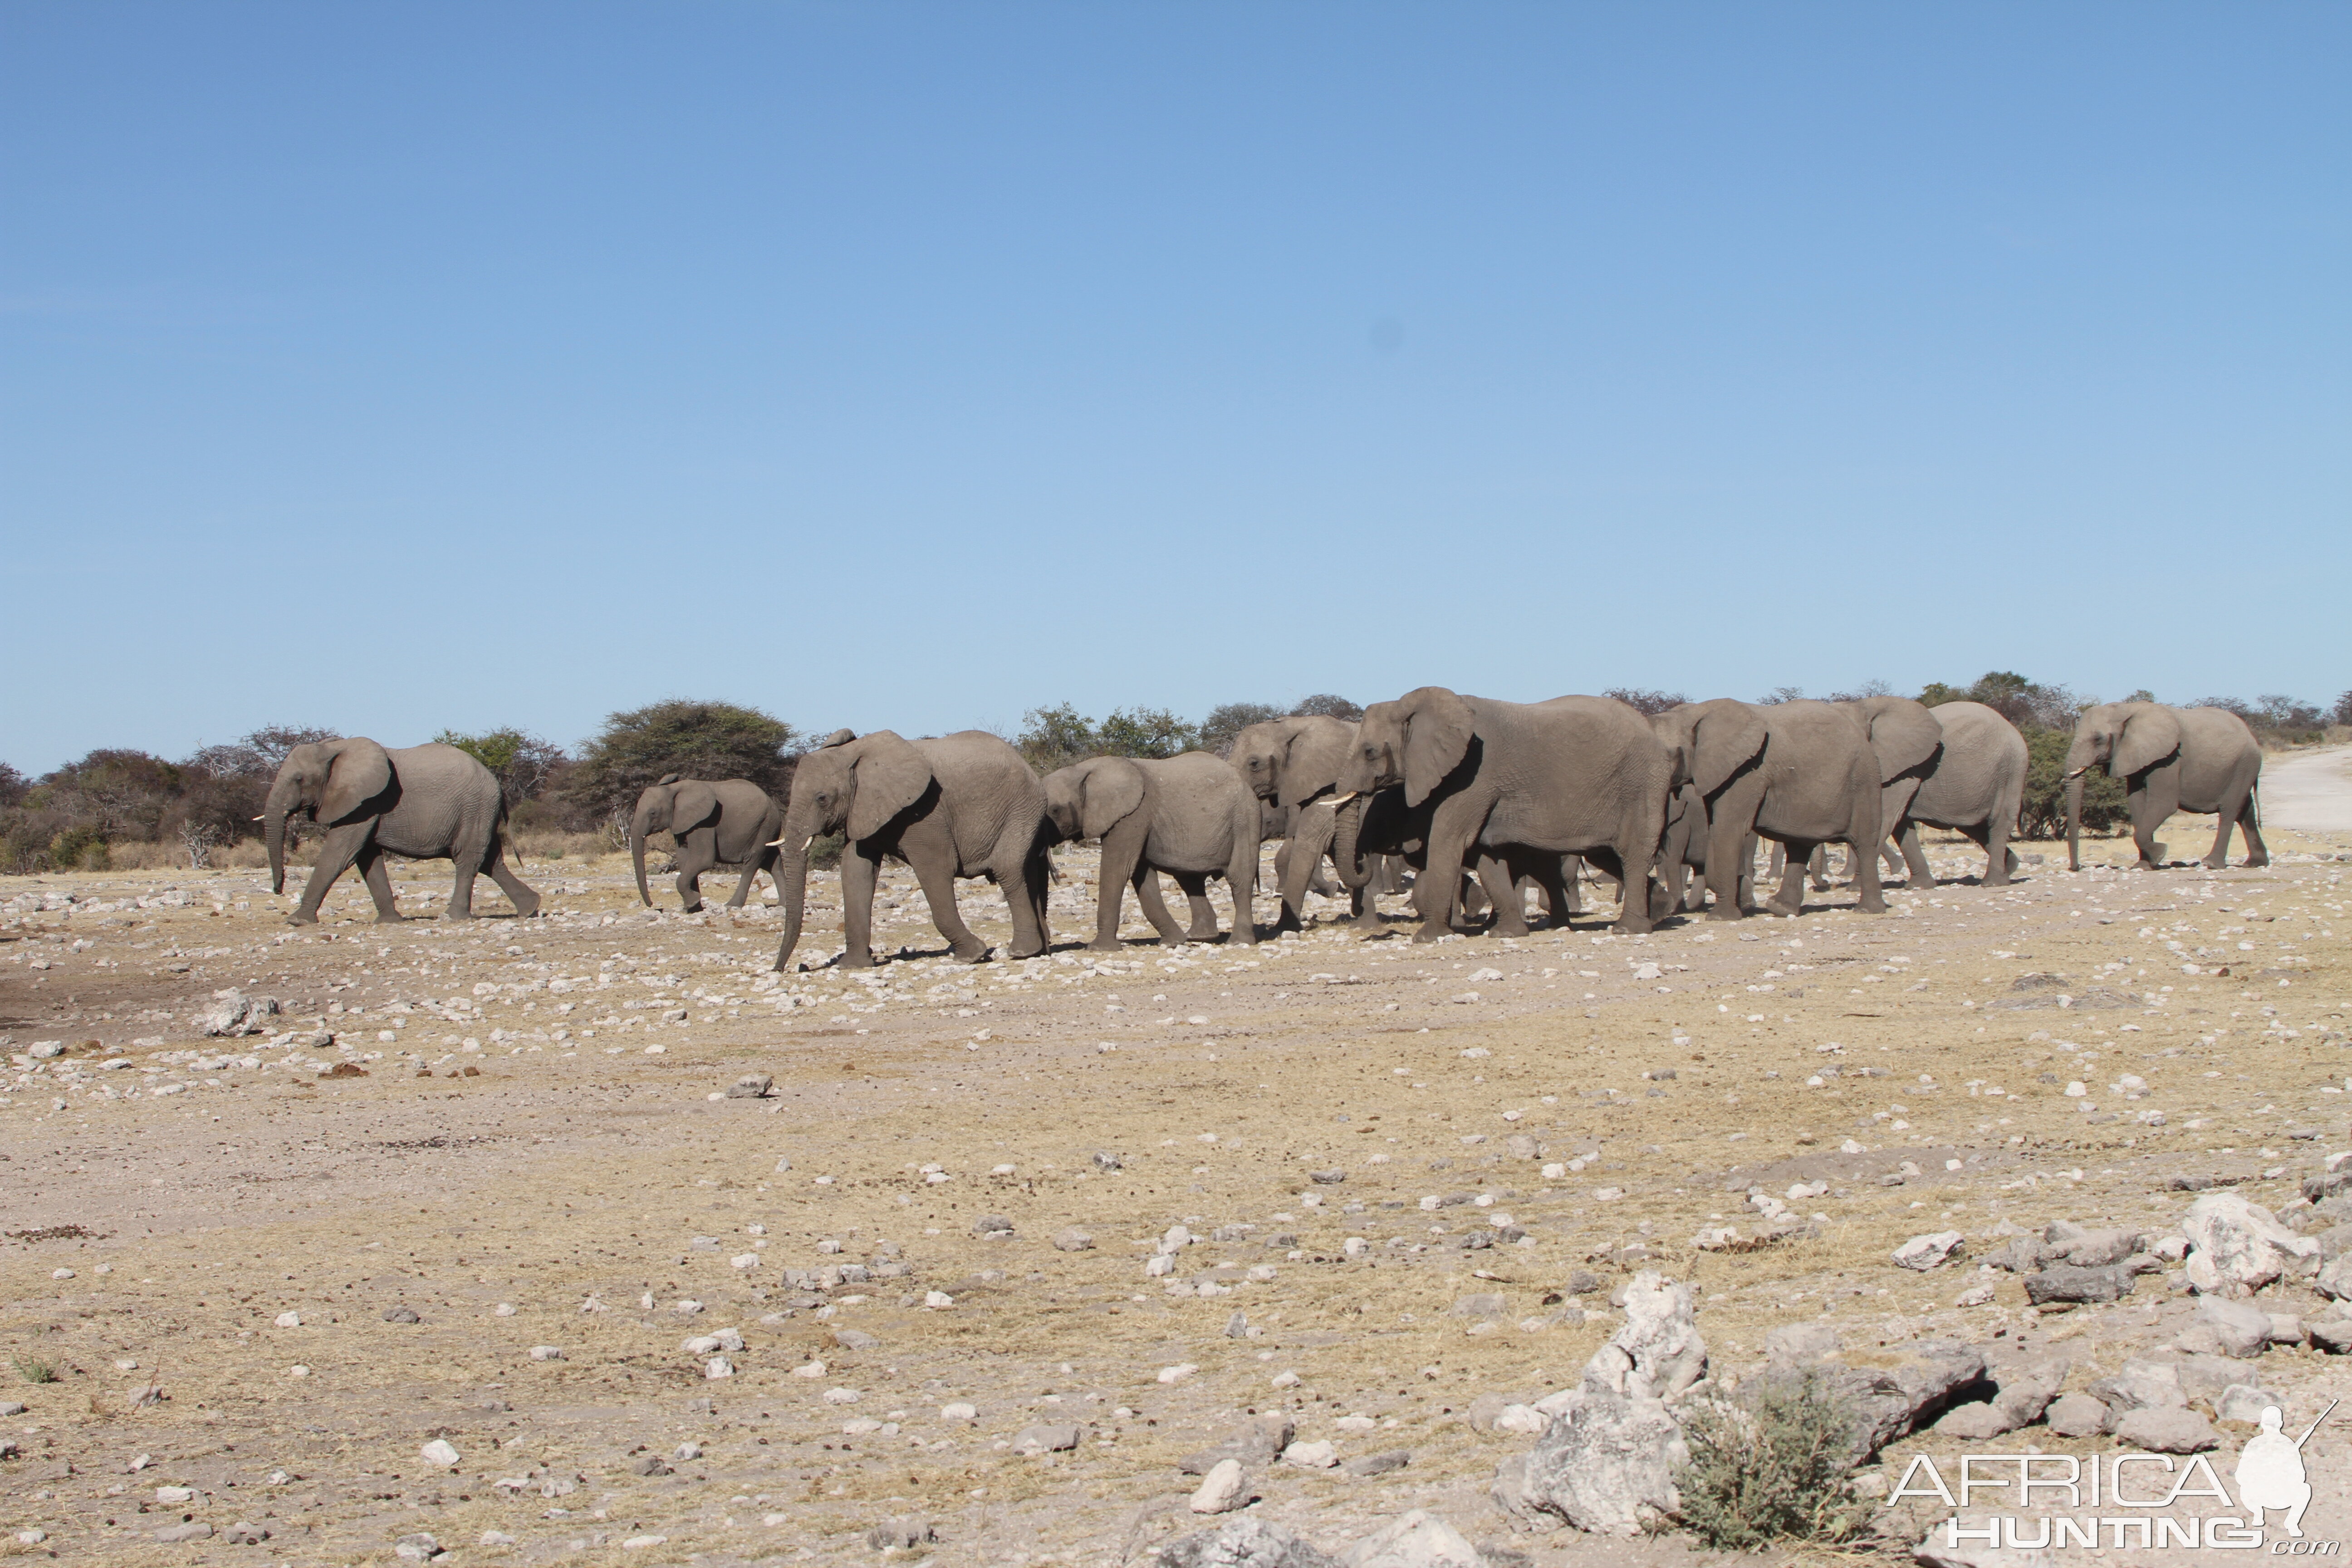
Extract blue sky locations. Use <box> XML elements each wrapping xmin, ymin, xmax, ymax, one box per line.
<box><xmin>5</xmin><ymin>3</ymin><xmax>2346</xmax><ymax>772</ymax></box>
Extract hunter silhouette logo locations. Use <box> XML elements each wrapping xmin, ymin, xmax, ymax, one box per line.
<box><xmin>2239</xmin><ymin>1400</ymin><xmax>2333</xmax><ymax>1539</ymax></box>
<box><xmin>1895</xmin><ymin>1397</ymin><xmax>2341</xmax><ymax>1553</ymax></box>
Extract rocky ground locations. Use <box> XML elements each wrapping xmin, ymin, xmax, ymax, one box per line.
<box><xmin>2</xmin><ymin>760</ymin><xmax>2349</xmax><ymax>1567</ymax></box>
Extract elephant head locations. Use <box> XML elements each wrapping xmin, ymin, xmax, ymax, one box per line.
<box><xmin>1648</xmin><ymin>700</ymin><xmax>1768</xmax><ymax>803</ymax></box>
<box><xmin>770</xmin><ymin>730</ymin><xmax>934</xmax><ymax>971</ymax></box>
<box><xmin>1230</xmin><ymin>715</ymin><xmax>1353</xmax><ymax>808</ymax></box>
<box><xmin>631</xmin><ymin>775</ymin><xmax>720</xmax><ymax>906</ymax></box>
<box><xmin>1041</xmin><ymin>757</ymin><xmax>1147</xmax><ymax>847</ymax></box>
<box><xmin>262</xmin><ymin>737</ymin><xmax>391</xmax><ymax>896</ymax></box>
<box><xmin>1342</xmin><ymin>687</ymin><xmax>1474</xmax><ymax>807</ymax></box>
<box><xmin>2063</xmin><ymin>702</ymin><xmax>2180</xmax><ymax>870</ymax></box>
<box><xmin>1330</xmin><ymin>787</ymin><xmax>1417</xmax><ymax>892</ymax></box>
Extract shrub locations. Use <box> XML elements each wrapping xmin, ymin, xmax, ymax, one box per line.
<box><xmin>808</xmin><ymin>831</ymin><xmax>847</xmax><ymax>871</ymax></box>
<box><xmin>436</xmin><ymin>727</ymin><xmax>569</xmax><ymax>810</ymax></box>
<box><xmin>1017</xmin><ymin>704</ymin><xmax>1200</xmax><ymax>770</ymax></box>
<box><xmin>1291</xmin><ymin>693</ymin><xmax>1363</xmax><ymax>721</ymax></box>
<box><xmin>13</xmin><ymin>1356</ymin><xmax>59</xmax><ymax>1385</ymax></box>
<box><xmin>2019</xmin><ymin>728</ymin><xmax>2127</xmax><ymax>840</ymax></box>
<box><xmin>1919</xmin><ymin>671</ymin><xmax>2082</xmax><ymax>732</ymax></box>
<box><xmin>1197</xmin><ymin>702</ymin><xmax>1287</xmax><ymax>757</ymax></box>
<box><xmin>48</xmin><ymin>825</ymin><xmax>110</xmax><ymax>871</ymax></box>
<box><xmin>1673</xmin><ymin>1370</ymin><xmax>1868</xmax><ymax>1551</ymax></box>
<box><xmin>563</xmin><ymin>700</ymin><xmax>799</xmax><ymax>828</ymax></box>
<box><xmin>1604</xmin><ymin>687</ymin><xmax>1690</xmax><ymax>716</ymax></box>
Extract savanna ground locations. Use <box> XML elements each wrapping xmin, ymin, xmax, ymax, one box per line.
<box><xmin>3</xmin><ymin>747</ymin><xmax>2350</xmax><ymax>1567</ymax></box>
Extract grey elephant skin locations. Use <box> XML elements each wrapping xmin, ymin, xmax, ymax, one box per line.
<box><xmin>1331</xmin><ymin>784</ymin><xmax>1569</xmax><ymax>936</ymax></box>
<box><xmin>1044</xmin><ymin>752</ymin><xmax>1260</xmax><ymax>949</ymax></box>
<box><xmin>2064</xmin><ymin>701</ymin><xmax>2266</xmax><ymax>871</ymax></box>
<box><xmin>1896</xmin><ymin>699</ymin><xmax>2028</xmax><ymax>885</ymax></box>
<box><xmin>1227</xmin><ymin>715</ymin><xmax>1388</xmax><ymax>932</ymax></box>
<box><xmin>1651</xmin><ymin>698</ymin><xmax>1886</xmax><ymax>920</ymax></box>
<box><xmin>1338</xmin><ymin>688</ymin><xmax>1669</xmax><ymax>938</ymax></box>
<box><xmin>630</xmin><ymin>775</ymin><xmax>786</xmax><ymax>913</ymax></box>
<box><xmin>770</xmin><ymin>729</ymin><xmax>1052</xmax><ymax>972</ymax></box>
<box><xmin>263</xmin><ymin>739</ymin><xmax>539</xmax><ymax>926</ymax></box>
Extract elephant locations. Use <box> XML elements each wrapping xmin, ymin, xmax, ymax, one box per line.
<box><xmin>1663</xmin><ymin>785</ymin><xmax>1758</xmax><ymax>913</ymax></box>
<box><xmin>1336</xmin><ymin>688</ymin><xmax>1670</xmax><ymax>938</ymax></box>
<box><xmin>770</xmin><ymin>729</ymin><xmax>1052</xmax><ymax>971</ymax></box>
<box><xmin>2063</xmin><ymin>701</ymin><xmax>2266</xmax><ymax>871</ymax></box>
<box><xmin>1771</xmin><ymin>700</ymin><xmax>2030</xmax><ymax>890</ymax></box>
<box><xmin>1328</xmin><ymin>783</ymin><xmax>1574</xmax><ymax>935</ymax></box>
<box><xmin>1229</xmin><ymin>715</ymin><xmax>1382</xmax><ymax>931</ymax></box>
<box><xmin>1043</xmin><ymin>752</ymin><xmax>1261</xmax><ymax>949</ymax></box>
<box><xmin>1650</xmin><ymin>699</ymin><xmax>1885</xmax><ymax>920</ymax></box>
<box><xmin>263</xmin><ymin>738</ymin><xmax>539</xmax><ymax>926</ymax></box>
<box><xmin>630</xmin><ymin>775</ymin><xmax>786</xmax><ymax>912</ymax></box>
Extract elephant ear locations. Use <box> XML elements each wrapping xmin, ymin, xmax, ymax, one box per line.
<box><xmin>2113</xmin><ymin>706</ymin><xmax>2184</xmax><ymax>779</ymax></box>
<box><xmin>1077</xmin><ymin>757</ymin><xmax>1147</xmax><ymax>841</ymax></box>
<box><xmin>845</xmin><ymin>730</ymin><xmax>933</xmax><ymax>840</ymax></box>
<box><xmin>670</xmin><ymin>781</ymin><xmax>720</xmax><ymax>836</ymax></box>
<box><xmin>1693</xmin><ymin>701</ymin><xmax>1769</xmax><ymax>799</ymax></box>
<box><xmin>657</xmin><ymin>772</ymin><xmax>682</xmax><ymax>787</ymax></box>
<box><xmin>1860</xmin><ymin>697</ymin><xmax>1943</xmax><ymax>784</ymax></box>
<box><xmin>1649</xmin><ymin>710</ymin><xmax>1694</xmax><ymax>790</ymax></box>
<box><xmin>1399</xmin><ymin>687</ymin><xmax>1475</xmax><ymax>808</ymax></box>
<box><xmin>1276</xmin><ymin>718</ymin><xmax>1328</xmax><ymax>810</ymax></box>
<box><xmin>321</xmin><ymin>738</ymin><xmax>394</xmax><ymax>825</ymax></box>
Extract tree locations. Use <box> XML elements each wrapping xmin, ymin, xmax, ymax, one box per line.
<box><xmin>1292</xmin><ymin>694</ymin><xmax>1363</xmax><ymax>721</ymax></box>
<box><xmin>1916</xmin><ymin>673</ymin><xmax>2081</xmax><ymax>733</ymax></box>
<box><xmin>563</xmin><ymin>700</ymin><xmax>799</xmax><ymax>826</ymax></box>
<box><xmin>2019</xmin><ymin>729</ymin><xmax>2127</xmax><ymax>840</ymax></box>
<box><xmin>0</xmin><ymin>762</ymin><xmax>26</xmax><ymax>809</ymax></box>
<box><xmin>1603</xmin><ymin>687</ymin><xmax>1690</xmax><ymax>716</ymax></box>
<box><xmin>1096</xmin><ymin>707</ymin><xmax>1197</xmax><ymax>760</ymax></box>
<box><xmin>1016</xmin><ymin>703</ymin><xmax>1099</xmax><ymax>774</ymax></box>
<box><xmin>2335</xmin><ymin>691</ymin><xmax>2352</xmax><ymax>728</ymax></box>
<box><xmin>436</xmin><ymin>727</ymin><xmax>568</xmax><ymax>809</ymax></box>
<box><xmin>1826</xmin><ymin>679</ymin><xmax>1893</xmax><ymax>702</ymax></box>
<box><xmin>1197</xmin><ymin>702</ymin><xmax>1287</xmax><ymax>758</ymax></box>
<box><xmin>1758</xmin><ymin>686</ymin><xmax>1804</xmax><ymax>705</ymax></box>
<box><xmin>243</xmin><ymin>725</ymin><xmax>339</xmax><ymax>773</ymax></box>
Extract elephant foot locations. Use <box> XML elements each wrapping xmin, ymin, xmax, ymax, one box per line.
<box><xmin>2245</xmin><ymin>854</ymin><xmax>2270</xmax><ymax>868</ymax></box>
<box><xmin>373</xmin><ymin>911</ymin><xmax>408</xmax><ymax>925</ymax></box>
<box><xmin>1612</xmin><ymin>917</ymin><xmax>1654</xmax><ymax>936</ymax></box>
<box><xmin>947</xmin><ymin>943</ymin><xmax>989</xmax><ymax>965</ymax></box>
<box><xmin>1411</xmin><ymin>924</ymin><xmax>1447</xmax><ymax>944</ymax></box>
<box><xmin>1857</xmin><ymin>896</ymin><xmax>1887</xmax><ymax>914</ymax></box>
<box><xmin>1004</xmin><ymin>941</ymin><xmax>1046</xmax><ymax>960</ymax></box>
<box><xmin>514</xmin><ymin>900</ymin><xmax>542</xmax><ymax>919</ymax></box>
<box><xmin>681</xmin><ymin>902</ymin><xmax>703</xmax><ymax>915</ymax></box>
<box><xmin>285</xmin><ymin>912</ymin><xmax>319</xmax><ymax>927</ymax></box>
<box><xmin>1087</xmin><ymin>936</ymin><xmax>1126</xmax><ymax>952</ymax></box>
<box><xmin>1273</xmin><ymin>912</ymin><xmax>1303</xmax><ymax>935</ymax></box>
<box><xmin>1704</xmin><ymin>904</ymin><xmax>1745</xmax><ymax>922</ymax></box>
<box><xmin>838</xmin><ymin>950</ymin><xmax>876</xmax><ymax>969</ymax></box>
<box><xmin>1761</xmin><ymin>897</ymin><xmax>1802</xmax><ymax>918</ymax></box>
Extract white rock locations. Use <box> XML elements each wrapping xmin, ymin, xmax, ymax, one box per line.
<box><xmin>941</xmin><ymin>1401</ymin><xmax>978</xmax><ymax>1421</ymax></box>
<box><xmin>274</xmin><ymin>1311</ymin><xmax>300</xmax><ymax>1328</ymax></box>
<box><xmin>1190</xmin><ymin>1457</ymin><xmax>1249</xmax><ymax>1514</ymax></box>
<box><xmin>529</xmin><ymin>1345</ymin><xmax>564</xmax><ymax>1361</ymax></box>
<box><xmin>1892</xmin><ymin>1231</ymin><xmax>1965</xmax><ymax>1271</ymax></box>
<box><xmin>1343</xmin><ymin>1509</ymin><xmax>1484</xmax><ymax>1568</ymax></box>
<box><xmin>420</xmin><ymin>1438</ymin><xmax>461</xmax><ymax>1468</ymax></box>
<box><xmin>822</xmin><ymin>1386</ymin><xmax>860</xmax><ymax>1404</ymax></box>
<box><xmin>2183</xmin><ymin>1193</ymin><xmax>2319</xmax><ymax>1297</ymax></box>
<box><xmin>1492</xmin><ymin>1403</ymin><xmax>1547</xmax><ymax>1435</ymax></box>
<box><xmin>1158</xmin><ymin>1362</ymin><xmax>1200</xmax><ymax>1384</ymax></box>
<box><xmin>1282</xmin><ymin>1438</ymin><xmax>1338</xmax><ymax>1468</ymax></box>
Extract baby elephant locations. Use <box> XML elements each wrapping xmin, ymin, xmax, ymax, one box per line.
<box><xmin>1044</xmin><ymin>752</ymin><xmax>1261</xmax><ymax>950</ymax></box>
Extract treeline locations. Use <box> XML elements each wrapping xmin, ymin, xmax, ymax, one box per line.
<box><xmin>6</xmin><ymin>681</ymin><xmax>2346</xmax><ymax>876</ymax></box>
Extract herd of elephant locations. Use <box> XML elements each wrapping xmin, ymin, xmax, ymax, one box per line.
<box><xmin>253</xmin><ymin>694</ymin><xmax>2271</xmax><ymax>974</ymax></box>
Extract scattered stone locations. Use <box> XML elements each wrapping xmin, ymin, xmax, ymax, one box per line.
<box><xmin>1190</xmin><ymin>1458</ymin><xmax>1250</xmax><ymax>1514</ymax></box>
<box><xmin>2194</xmin><ymin>1296</ymin><xmax>2274</xmax><ymax>1358</ymax></box>
<box><xmin>2112</xmin><ymin>1406</ymin><xmax>2220</xmax><ymax>1454</ymax></box>
<box><xmin>1512</xmin><ymin>1273</ymin><xmax>1705</xmax><ymax>1534</ymax></box>
<box><xmin>154</xmin><ymin>1522</ymin><xmax>214</xmax><ymax>1544</ymax></box>
<box><xmin>1148</xmin><ymin>1518</ymin><xmax>1338</xmax><ymax>1568</ymax></box>
<box><xmin>394</xmin><ymin>1534</ymin><xmax>442</xmax><ymax>1562</ymax></box>
<box><xmin>1811</xmin><ymin>1340</ymin><xmax>1989</xmax><ymax>1465</ymax></box>
<box><xmin>1014</xmin><ymin>1422</ymin><xmax>1080</xmax><ymax>1454</ymax></box>
<box><xmin>2025</xmin><ymin>1264</ymin><xmax>2136</xmax><ymax>1305</ymax></box>
<box><xmin>382</xmin><ymin>1305</ymin><xmax>421</xmax><ymax>1323</ymax></box>
<box><xmin>1346</xmin><ymin>1450</ymin><xmax>1413</xmax><ymax>1478</ymax></box>
<box><xmin>1342</xmin><ymin>1509</ymin><xmax>1485</xmax><ymax>1568</ymax></box>
<box><xmin>2090</xmin><ymin>1359</ymin><xmax>2186</xmax><ymax>1413</ymax></box>
<box><xmin>2309</xmin><ymin>1319</ymin><xmax>2352</xmax><ymax>1354</ymax></box>
<box><xmin>866</xmin><ymin>1517</ymin><xmax>938</xmax><ymax>1551</ymax></box>
<box><xmin>1181</xmin><ymin>1415</ymin><xmax>1296</xmax><ymax>1475</ymax></box>
<box><xmin>1893</xmin><ymin>1231</ymin><xmax>1965</xmax><ymax>1270</ymax></box>
<box><xmin>972</xmin><ymin>1214</ymin><xmax>1014</xmax><ymax>1237</ymax></box>
<box><xmin>421</xmin><ymin>1438</ymin><xmax>461</xmax><ymax>1468</ymax></box>
<box><xmin>1054</xmin><ymin>1228</ymin><xmax>1095</xmax><ymax>1252</ymax></box>
<box><xmin>1093</xmin><ymin>1151</ymin><xmax>1122</xmax><ymax>1171</ymax></box>
<box><xmin>1284</xmin><ymin>1439</ymin><xmax>1339</xmax><ymax>1468</ymax></box>
<box><xmin>724</xmin><ymin>1073</ymin><xmax>774</xmax><ymax>1098</ymax></box>
<box><xmin>2182</xmin><ymin>1192</ymin><xmax>2319</xmax><ymax>1296</ymax></box>
<box><xmin>1764</xmin><ymin>1323</ymin><xmax>1840</xmax><ymax>1365</ymax></box>
<box><xmin>2045</xmin><ymin>1392</ymin><xmax>2111</xmax><ymax>1437</ymax></box>
<box><xmin>2217</xmin><ymin>1384</ymin><xmax>2286</xmax><ymax>1423</ymax></box>
<box><xmin>630</xmin><ymin>1455</ymin><xmax>672</xmax><ymax>1476</ymax></box>
<box><xmin>1452</xmin><ymin>1293</ymin><xmax>1506</xmax><ymax>1319</ymax></box>
<box><xmin>2048</xmin><ymin>1228</ymin><xmax>2145</xmax><ymax>1268</ymax></box>
<box><xmin>197</xmin><ymin>991</ymin><xmax>278</xmax><ymax>1037</ymax></box>
<box><xmin>833</xmin><ymin>1328</ymin><xmax>879</xmax><ymax>1350</ymax></box>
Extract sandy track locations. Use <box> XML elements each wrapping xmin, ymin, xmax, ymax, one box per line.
<box><xmin>2</xmin><ymin>826</ymin><xmax>2348</xmax><ymax>1565</ymax></box>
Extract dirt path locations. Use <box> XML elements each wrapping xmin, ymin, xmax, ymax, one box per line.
<box><xmin>2</xmin><ymin>825</ymin><xmax>2348</xmax><ymax>1565</ymax></box>
<box><xmin>2264</xmin><ymin>745</ymin><xmax>2352</xmax><ymax>838</ymax></box>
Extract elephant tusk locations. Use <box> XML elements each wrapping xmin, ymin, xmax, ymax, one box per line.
<box><xmin>767</xmin><ymin>836</ymin><xmax>790</xmax><ymax>848</ymax></box>
<box><xmin>1326</xmin><ymin>791</ymin><xmax>1357</xmax><ymax>806</ymax></box>
<box><xmin>251</xmin><ymin>814</ymin><xmax>266</xmax><ymax>821</ymax></box>
<box><xmin>2063</xmin><ymin>767</ymin><xmax>2087</xmax><ymax>780</ymax></box>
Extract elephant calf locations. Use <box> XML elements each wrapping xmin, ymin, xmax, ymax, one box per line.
<box><xmin>2065</xmin><ymin>701</ymin><xmax>2266</xmax><ymax>872</ymax></box>
<box><xmin>1044</xmin><ymin>752</ymin><xmax>1261</xmax><ymax>949</ymax></box>
<box><xmin>631</xmin><ymin>774</ymin><xmax>786</xmax><ymax>913</ymax></box>
<box><xmin>263</xmin><ymin>738</ymin><xmax>539</xmax><ymax>925</ymax></box>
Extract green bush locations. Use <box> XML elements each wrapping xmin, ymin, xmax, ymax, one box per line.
<box><xmin>49</xmin><ymin>825</ymin><xmax>110</xmax><ymax>871</ymax></box>
<box><xmin>562</xmin><ymin>700</ymin><xmax>799</xmax><ymax>828</ymax></box>
<box><xmin>1673</xmin><ymin>1370</ymin><xmax>1868</xmax><ymax>1551</ymax></box>
<box><xmin>808</xmin><ymin>832</ymin><xmax>846</xmax><ymax>872</ymax></box>
<box><xmin>2020</xmin><ymin>728</ymin><xmax>2127</xmax><ymax>840</ymax></box>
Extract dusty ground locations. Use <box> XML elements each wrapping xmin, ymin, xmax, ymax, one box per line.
<box><xmin>3</xmin><ymin>754</ymin><xmax>2349</xmax><ymax>1567</ymax></box>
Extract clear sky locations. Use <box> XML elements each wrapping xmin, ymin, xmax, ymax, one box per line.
<box><xmin>5</xmin><ymin>3</ymin><xmax>2346</xmax><ymax>772</ymax></box>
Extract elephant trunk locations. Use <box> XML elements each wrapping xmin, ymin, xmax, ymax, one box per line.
<box><xmin>2065</xmin><ymin>774</ymin><xmax>2085</xmax><ymax>873</ymax></box>
<box><xmin>263</xmin><ymin>775</ymin><xmax>299</xmax><ymax>895</ymax></box>
<box><xmin>631</xmin><ymin>800</ymin><xmax>657</xmax><ymax>906</ymax></box>
<box><xmin>771</xmin><ymin>836</ymin><xmax>813</xmax><ymax>972</ymax></box>
<box><xmin>1331</xmin><ymin>796</ymin><xmax>1373</xmax><ymax>891</ymax></box>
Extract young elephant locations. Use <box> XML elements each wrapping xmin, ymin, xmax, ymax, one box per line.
<box><xmin>1044</xmin><ymin>752</ymin><xmax>1261</xmax><ymax>950</ymax></box>
<box><xmin>2064</xmin><ymin>701</ymin><xmax>2266</xmax><ymax>872</ymax></box>
<box><xmin>630</xmin><ymin>774</ymin><xmax>787</xmax><ymax>913</ymax></box>
<box><xmin>262</xmin><ymin>738</ymin><xmax>539</xmax><ymax>925</ymax></box>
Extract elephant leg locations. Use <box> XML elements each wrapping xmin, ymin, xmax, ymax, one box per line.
<box><xmin>905</xmin><ymin>848</ymin><xmax>986</xmax><ymax>964</ymax></box>
<box><xmin>1767</xmin><ymin>841</ymin><xmax>1787</xmax><ymax>881</ymax></box>
<box><xmin>1703</xmin><ymin>785</ymin><xmax>1765</xmax><ymax>921</ymax></box>
<box><xmin>2205</xmin><ymin>785</ymin><xmax>2246</xmax><ymax>869</ymax></box>
<box><xmin>485</xmin><ymin>838</ymin><xmax>540</xmax><ymax>917</ymax></box>
<box><xmin>1808</xmin><ymin>844</ymin><xmax>1833</xmax><ymax>891</ymax></box>
<box><xmin>1474</xmin><ymin>854</ymin><xmax>1529</xmax><ymax>938</ymax></box>
<box><xmin>675</xmin><ymin>834</ymin><xmax>714</xmax><ymax>913</ymax></box>
<box><xmin>1089</xmin><ymin>813</ymin><xmax>1152</xmax><ymax>950</ymax></box>
<box><xmin>1350</xmin><ymin>882</ymin><xmax>1385</xmax><ymax>932</ymax></box>
<box><xmin>2132</xmin><ymin>771</ymin><xmax>2179</xmax><ymax>868</ymax></box>
<box><xmin>1559</xmin><ymin>853</ymin><xmax>1586</xmax><ymax>915</ymax></box>
<box><xmin>1269</xmin><ymin>843</ymin><xmax>1300</xmax><ymax>932</ymax></box>
<box><xmin>444</xmin><ymin>838</ymin><xmax>482</xmax><ymax>918</ymax></box>
<box><xmin>1225</xmin><ymin>839</ymin><xmax>1259</xmax><ymax>946</ymax></box>
<box><xmin>1411</xmin><ymin>797</ymin><xmax>1483</xmax><ymax>942</ymax></box>
<box><xmin>837</xmin><ymin>844</ymin><xmax>882</xmax><ymax>966</ymax></box>
<box><xmin>1171</xmin><ymin>871</ymin><xmax>1220</xmax><ymax>941</ymax></box>
<box><xmin>1896</xmin><ymin>825</ymin><xmax>1935</xmax><ymax>889</ymax></box>
<box><xmin>724</xmin><ymin>844</ymin><xmax>767</xmax><ymax>909</ymax></box>
<box><xmin>1023</xmin><ymin>838</ymin><xmax>1054</xmax><ymax>954</ymax></box>
<box><xmin>1851</xmin><ymin>828</ymin><xmax>1887</xmax><ymax>913</ymax></box>
<box><xmin>1527</xmin><ymin>858</ymin><xmax>1577</xmax><ymax>931</ymax></box>
<box><xmin>1763</xmin><ymin>841</ymin><xmax>1811</xmax><ymax>917</ymax></box>
<box><xmin>2236</xmin><ymin>794</ymin><xmax>2269</xmax><ymax>868</ymax></box>
<box><xmin>1133</xmin><ymin>867</ymin><xmax>1191</xmax><ymax>945</ymax></box>
<box><xmin>1607</xmin><ymin>839</ymin><xmax>1658</xmax><ymax>935</ymax></box>
<box><xmin>289</xmin><ymin>822</ymin><xmax>374</xmax><ymax>924</ymax></box>
<box><xmin>355</xmin><ymin>844</ymin><xmax>405</xmax><ymax>922</ymax></box>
